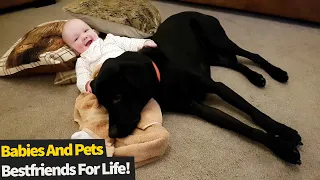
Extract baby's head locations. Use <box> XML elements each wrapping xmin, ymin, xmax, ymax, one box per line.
<box><xmin>62</xmin><ymin>19</ymin><xmax>99</xmax><ymax>54</ymax></box>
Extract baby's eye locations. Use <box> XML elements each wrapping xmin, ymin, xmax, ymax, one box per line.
<box><xmin>85</xmin><ymin>29</ymin><xmax>88</xmax><ymax>32</ymax></box>
<box><xmin>74</xmin><ymin>37</ymin><xmax>78</xmax><ymax>42</ymax></box>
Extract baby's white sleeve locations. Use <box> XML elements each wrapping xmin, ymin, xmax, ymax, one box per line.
<box><xmin>76</xmin><ymin>57</ymin><xmax>92</xmax><ymax>93</ymax></box>
<box><xmin>108</xmin><ymin>34</ymin><xmax>147</xmax><ymax>51</ymax></box>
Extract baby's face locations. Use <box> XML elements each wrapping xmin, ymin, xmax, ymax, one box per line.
<box><xmin>62</xmin><ymin>19</ymin><xmax>99</xmax><ymax>54</ymax></box>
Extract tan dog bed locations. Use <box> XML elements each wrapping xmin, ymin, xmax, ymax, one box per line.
<box><xmin>72</xmin><ymin>69</ymin><xmax>169</xmax><ymax>167</ymax></box>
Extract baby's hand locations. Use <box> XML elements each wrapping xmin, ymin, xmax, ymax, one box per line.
<box><xmin>85</xmin><ymin>80</ymin><xmax>92</xmax><ymax>93</ymax></box>
<box><xmin>143</xmin><ymin>40</ymin><xmax>157</xmax><ymax>48</ymax></box>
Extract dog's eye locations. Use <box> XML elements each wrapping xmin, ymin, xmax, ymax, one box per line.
<box><xmin>112</xmin><ymin>94</ymin><xmax>122</xmax><ymax>104</ymax></box>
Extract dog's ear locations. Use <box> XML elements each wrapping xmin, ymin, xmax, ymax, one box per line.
<box><xmin>92</xmin><ymin>60</ymin><xmax>120</xmax><ymax>97</ymax></box>
<box><xmin>119</xmin><ymin>60</ymin><xmax>157</xmax><ymax>99</ymax></box>
<box><xmin>120</xmin><ymin>62</ymin><xmax>148</xmax><ymax>90</ymax></box>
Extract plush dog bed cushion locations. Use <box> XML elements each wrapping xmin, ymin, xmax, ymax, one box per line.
<box><xmin>63</xmin><ymin>0</ymin><xmax>161</xmax><ymax>38</ymax></box>
<box><xmin>74</xmin><ymin>93</ymin><xmax>169</xmax><ymax>168</ymax></box>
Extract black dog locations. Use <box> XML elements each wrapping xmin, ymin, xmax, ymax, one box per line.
<box><xmin>91</xmin><ymin>12</ymin><xmax>302</xmax><ymax>164</ymax></box>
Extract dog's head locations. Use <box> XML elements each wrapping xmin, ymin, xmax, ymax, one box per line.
<box><xmin>92</xmin><ymin>51</ymin><xmax>159</xmax><ymax>138</ymax></box>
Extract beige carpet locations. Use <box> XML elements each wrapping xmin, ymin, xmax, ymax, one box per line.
<box><xmin>1</xmin><ymin>0</ymin><xmax>320</xmax><ymax>179</ymax></box>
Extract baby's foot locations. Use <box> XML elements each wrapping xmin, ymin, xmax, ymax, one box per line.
<box><xmin>71</xmin><ymin>131</ymin><xmax>95</xmax><ymax>139</ymax></box>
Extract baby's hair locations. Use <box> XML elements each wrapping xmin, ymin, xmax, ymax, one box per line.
<box><xmin>61</xmin><ymin>20</ymin><xmax>71</xmax><ymax>43</ymax></box>
<box><xmin>61</xmin><ymin>19</ymin><xmax>100</xmax><ymax>42</ymax></box>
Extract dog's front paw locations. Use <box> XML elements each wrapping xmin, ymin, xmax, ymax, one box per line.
<box><xmin>248</xmin><ymin>71</ymin><xmax>266</xmax><ymax>87</ymax></box>
<box><xmin>265</xmin><ymin>65</ymin><xmax>289</xmax><ymax>83</ymax></box>
<box><xmin>265</xmin><ymin>134</ymin><xmax>301</xmax><ymax>165</ymax></box>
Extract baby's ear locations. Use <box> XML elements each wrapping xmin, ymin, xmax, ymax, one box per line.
<box><xmin>93</xmin><ymin>29</ymin><xmax>100</xmax><ymax>35</ymax></box>
<box><xmin>62</xmin><ymin>39</ymin><xmax>80</xmax><ymax>56</ymax></box>
<box><xmin>74</xmin><ymin>50</ymin><xmax>80</xmax><ymax>56</ymax></box>
<box><xmin>71</xmin><ymin>48</ymin><xmax>80</xmax><ymax>56</ymax></box>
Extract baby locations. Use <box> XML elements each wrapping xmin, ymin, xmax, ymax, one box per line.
<box><xmin>62</xmin><ymin>19</ymin><xmax>157</xmax><ymax>93</ymax></box>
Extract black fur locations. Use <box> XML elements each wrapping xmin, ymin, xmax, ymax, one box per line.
<box><xmin>91</xmin><ymin>12</ymin><xmax>302</xmax><ymax>164</ymax></box>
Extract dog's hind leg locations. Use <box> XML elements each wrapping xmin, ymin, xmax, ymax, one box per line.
<box><xmin>190</xmin><ymin>15</ymin><xmax>289</xmax><ymax>83</ymax></box>
<box><xmin>190</xmin><ymin>101</ymin><xmax>301</xmax><ymax>164</ymax></box>
<box><xmin>201</xmin><ymin>79</ymin><xmax>302</xmax><ymax>147</ymax></box>
<box><xmin>229</xmin><ymin>63</ymin><xmax>266</xmax><ymax>87</ymax></box>
<box><xmin>211</xmin><ymin>53</ymin><xmax>266</xmax><ymax>87</ymax></box>
<box><xmin>228</xmin><ymin>44</ymin><xmax>289</xmax><ymax>83</ymax></box>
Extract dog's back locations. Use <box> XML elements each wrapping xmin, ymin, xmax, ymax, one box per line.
<box><xmin>152</xmin><ymin>13</ymin><xmax>207</xmax><ymax>65</ymax></box>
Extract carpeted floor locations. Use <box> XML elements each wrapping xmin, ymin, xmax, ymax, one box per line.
<box><xmin>1</xmin><ymin>0</ymin><xmax>320</xmax><ymax>179</ymax></box>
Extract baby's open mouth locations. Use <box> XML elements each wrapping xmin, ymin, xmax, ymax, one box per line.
<box><xmin>86</xmin><ymin>40</ymin><xmax>93</xmax><ymax>46</ymax></box>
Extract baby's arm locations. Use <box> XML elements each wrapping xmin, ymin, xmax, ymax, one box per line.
<box><xmin>76</xmin><ymin>57</ymin><xmax>92</xmax><ymax>93</ymax></box>
<box><xmin>107</xmin><ymin>34</ymin><xmax>156</xmax><ymax>51</ymax></box>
